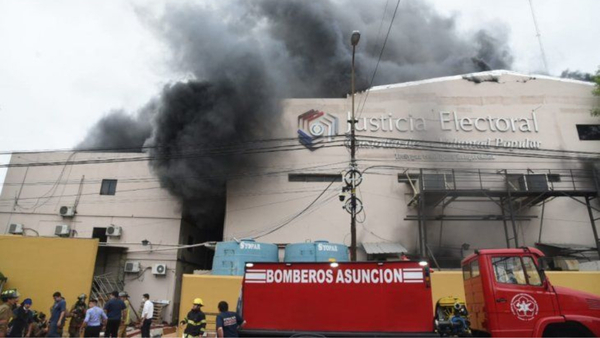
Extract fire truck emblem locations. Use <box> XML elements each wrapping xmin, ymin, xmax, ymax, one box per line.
<box><xmin>297</xmin><ymin>109</ymin><xmax>338</xmax><ymax>150</ymax></box>
<box><xmin>510</xmin><ymin>293</ymin><xmax>539</xmax><ymax>321</ymax></box>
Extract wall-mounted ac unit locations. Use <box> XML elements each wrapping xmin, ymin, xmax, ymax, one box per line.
<box><xmin>124</xmin><ymin>261</ymin><xmax>141</xmax><ymax>273</ymax></box>
<box><xmin>106</xmin><ymin>225</ymin><xmax>122</xmax><ymax>237</ymax></box>
<box><xmin>152</xmin><ymin>264</ymin><xmax>167</xmax><ymax>275</ymax></box>
<box><xmin>59</xmin><ymin>206</ymin><xmax>75</xmax><ymax>217</ymax></box>
<box><xmin>55</xmin><ymin>225</ymin><xmax>71</xmax><ymax>237</ymax></box>
<box><xmin>8</xmin><ymin>223</ymin><xmax>24</xmax><ymax>235</ymax></box>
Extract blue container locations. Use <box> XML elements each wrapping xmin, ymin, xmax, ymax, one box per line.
<box><xmin>211</xmin><ymin>240</ymin><xmax>278</xmax><ymax>276</ymax></box>
<box><xmin>284</xmin><ymin>240</ymin><xmax>349</xmax><ymax>262</ymax></box>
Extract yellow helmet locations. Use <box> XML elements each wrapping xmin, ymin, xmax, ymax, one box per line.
<box><xmin>193</xmin><ymin>298</ymin><xmax>203</xmax><ymax>306</ymax></box>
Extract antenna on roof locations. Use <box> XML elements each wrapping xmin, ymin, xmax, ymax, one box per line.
<box><xmin>528</xmin><ymin>0</ymin><xmax>550</xmax><ymax>74</ymax></box>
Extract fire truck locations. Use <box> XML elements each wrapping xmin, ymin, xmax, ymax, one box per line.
<box><xmin>238</xmin><ymin>247</ymin><xmax>600</xmax><ymax>337</ymax></box>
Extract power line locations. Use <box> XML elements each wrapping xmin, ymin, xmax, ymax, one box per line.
<box><xmin>356</xmin><ymin>0</ymin><xmax>401</xmax><ymax>119</ymax></box>
<box><xmin>252</xmin><ymin>177</ymin><xmax>339</xmax><ymax>239</ymax></box>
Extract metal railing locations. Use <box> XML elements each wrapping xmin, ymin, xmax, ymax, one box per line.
<box><xmin>413</xmin><ymin>168</ymin><xmax>598</xmax><ymax>193</ymax></box>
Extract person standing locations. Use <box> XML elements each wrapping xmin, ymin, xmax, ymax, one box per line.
<box><xmin>48</xmin><ymin>292</ymin><xmax>66</xmax><ymax>338</ymax></box>
<box><xmin>7</xmin><ymin>298</ymin><xmax>34</xmax><ymax>337</ymax></box>
<box><xmin>180</xmin><ymin>298</ymin><xmax>207</xmax><ymax>338</ymax></box>
<box><xmin>216</xmin><ymin>301</ymin><xmax>245</xmax><ymax>338</ymax></box>
<box><xmin>117</xmin><ymin>292</ymin><xmax>131</xmax><ymax>338</ymax></box>
<box><xmin>103</xmin><ymin>291</ymin><xmax>126</xmax><ymax>338</ymax></box>
<box><xmin>67</xmin><ymin>294</ymin><xmax>87</xmax><ymax>338</ymax></box>
<box><xmin>139</xmin><ymin>294</ymin><xmax>153</xmax><ymax>338</ymax></box>
<box><xmin>81</xmin><ymin>299</ymin><xmax>106</xmax><ymax>338</ymax></box>
<box><xmin>0</xmin><ymin>290</ymin><xmax>19</xmax><ymax>337</ymax></box>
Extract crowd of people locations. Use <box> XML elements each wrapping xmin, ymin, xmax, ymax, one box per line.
<box><xmin>1</xmin><ymin>290</ymin><xmax>245</xmax><ymax>338</ymax></box>
<box><xmin>0</xmin><ymin>289</ymin><xmax>155</xmax><ymax>338</ymax></box>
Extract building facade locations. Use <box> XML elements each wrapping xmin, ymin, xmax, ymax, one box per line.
<box><xmin>0</xmin><ymin>151</ymin><xmax>206</xmax><ymax>322</ymax></box>
<box><xmin>223</xmin><ymin>71</ymin><xmax>600</xmax><ymax>264</ymax></box>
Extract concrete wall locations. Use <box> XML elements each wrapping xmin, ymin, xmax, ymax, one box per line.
<box><xmin>0</xmin><ymin>235</ymin><xmax>98</xmax><ymax>320</ymax></box>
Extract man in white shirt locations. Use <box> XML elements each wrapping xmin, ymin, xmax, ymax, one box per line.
<box><xmin>139</xmin><ymin>294</ymin><xmax>153</xmax><ymax>338</ymax></box>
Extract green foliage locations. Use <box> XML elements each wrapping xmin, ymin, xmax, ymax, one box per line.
<box><xmin>593</xmin><ymin>67</ymin><xmax>600</xmax><ymax>117</ymax></box>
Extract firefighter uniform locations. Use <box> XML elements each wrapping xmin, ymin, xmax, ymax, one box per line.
<box><xmin>0</xmin><ymin>290</ymin><xmax>19</xmax><ymax>337</ymax></box>
<box><xmin>180</xmin><ymin>298</ymin><xmax>207</xmax><ymax>338</ymax></box>
<box><xmin>68</xmin><ymin>294</ymin><xmax>87</xmax><ymax>337</ymax></box>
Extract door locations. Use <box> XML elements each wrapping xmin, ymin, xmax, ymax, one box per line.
<box><xmin>490</xmin><ymin>255</ymin><xmax>557</xmax><ymax>337</ymax></box>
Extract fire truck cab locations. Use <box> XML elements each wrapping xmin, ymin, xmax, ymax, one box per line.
<box><xmin>463</xmin><ymin>248</ymin><xmax>600</xmax><ymax>337</ymax></box>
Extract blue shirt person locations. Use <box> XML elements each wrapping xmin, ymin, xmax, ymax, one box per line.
<box><xmin>83</xmin><ymin>305</ymin><xmax>107</xmax><ymax>327</ymax></box>
<box><xmin>216</xmin><ymin>301</ymin><xmax>245</xmax><ymax>338</ymax></box>
<box><xmin>103</xmin><ymin>297</ymin><xmax>126</xmax><ymax>321</ymax></box>
<box><xmin>82</xmin><ymin>299</ymin><xmax>107</xmax><ymax>338</ymax></box>
<box><xmin>47</xmin><ymin>292</ymin><xmax>67</xmax><ymax>337</ymax></box>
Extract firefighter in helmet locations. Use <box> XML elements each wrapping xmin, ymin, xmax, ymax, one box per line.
<box><xmin>180</xmin><ymin>298</ymin><xmax>207</xmax><ymax>338</ymax></box>
<box><xmin>0</xmin><ymin>289</ymin><xmax>20</xmax><ymax>337</ymax></box>
<box><xmin>68</xmin><ymin>294</ymin><xmax>87</xmax><ymax>337</ymax></box>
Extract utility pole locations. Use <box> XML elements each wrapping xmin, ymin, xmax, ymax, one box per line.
<box><xmin>348</xmin><ymin>31</ymin><xmax>361</xmax><ymax>261</ymax></box>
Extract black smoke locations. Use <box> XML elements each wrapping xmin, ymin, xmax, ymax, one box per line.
<box><xmin>79</xmin><ymin>0</ymin><xmax>514</xmax><ymax>222</ymax></box>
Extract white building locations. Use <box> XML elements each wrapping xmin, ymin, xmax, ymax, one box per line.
<box><xmin>223</xmin><ymin>70</ymin><xmax>600</xmax><ymax>264</ymax></box>
<box><xmin>0</xmin><ymin>151</ymin><xmax>208</xmax><ymax>322</ymax></box>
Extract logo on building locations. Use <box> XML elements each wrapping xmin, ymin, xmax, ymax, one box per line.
<box><xmin>297</xmin><ymin>110</ymin><xmax>338</xmax><ymax>150</ymax></box>
<box><xmin>510</xmin><ymin>293</ymin><xmax>539</xmax><ymax>321</ymax></box>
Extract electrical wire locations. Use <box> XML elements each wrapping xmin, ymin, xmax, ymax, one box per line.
<box><xmin>251</xmin><ymin>177</ymin><xmax>340</xmax><ymax>239</ymax></box>
<box><xmin>356</xmin><ymin>0</ymin><xmax>401</xmax><ymax>119</ymax></box>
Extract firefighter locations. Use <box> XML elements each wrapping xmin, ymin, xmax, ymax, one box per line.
<box><xmin>117</xmin><ymin>292</ymin><xmax>131</xmax><ymax>338</ymax></box>
<box><xmin>30</xmin><ymin>312</ymin><xmax>49</xmax><ymax>337</ymax></box>
<box><xmin>0</xmin><ymin>289</ymin><xmax>20</xmax><ymax>337</ymax></box>
<box><xmin>180</xmin><ymin>298</ymin><xmax>207</xmax><ymax>338</ymax></box>
<box><xmin>68</xmin><ymin>294</ymin><xmax>87</xmax><ymax>337</ymax></box>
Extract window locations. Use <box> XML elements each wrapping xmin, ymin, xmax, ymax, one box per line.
<box><xmin>522</xmin><ymin>256</ymin><xmax>542</xmax><ymax>286</ymax></box>
<box><xmin>492</xmin><ymin>257</ymin><xmax>527</xmax><ymax>285</ymax></box>
<box><xmin>471</xmin><ymin>260</ymin><xmax>480</xmax><ymax>278</ymax></box>
<box><xmin>492</xmin><ymin>256</ymin><xmax>543</xmax><ymax>286</ymax></box>
<box><xmin>576</xmin><ymin>125</ymin><xmax>600</xmax><ymax>140</ymax></box>
<box><xmin>92</xmin><ymin>228</ymin><xmax>107</xmax><ymax>243</ymax></box>
<box><xmin>100</xmin><ymin>179</ymin><xmax>117</xmax><ymax>195</ymax></box>
<box><xmin>288</xmin><ymin>174</ymin><xmax>342</xmax><ymax>182</ymax></box>
<box><xmin>462</xmin><ymin>263</ymin><xmax>471</xmax><ymax>280</ymax></box>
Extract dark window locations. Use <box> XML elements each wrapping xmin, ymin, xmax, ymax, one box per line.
<box><xmin>288</xmin><ymin>174</ymin><xmax>342</xmax><ymax>182</ymax></box>
<box><xmin>100</xmin><ymin>179</ymin><xmax>117</xmax><ymax>195</ymax></box>
<box><xmin>187</xmin><ymin>235</ymin><xmax>194</xmax><ymax>253</ymax></box>
<box><xmin>462</xmin><ymin>263</ymin><xmax>471</xmax><ymax>280</ymax></box>
<box><xmin>576</xmin><ymin>125</ymin><xmax>600</xmax><ymax>140</ymax></box>
<box><xmin>92</xmin><ymin>228</ymin><xmax>107</xmax><ymax>243</ymax></box>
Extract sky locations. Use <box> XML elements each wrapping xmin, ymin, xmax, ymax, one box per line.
<box><xmin>0</xmin><ymin>0</ymin><xmax>599</xmax><ymax>192</ymax></box>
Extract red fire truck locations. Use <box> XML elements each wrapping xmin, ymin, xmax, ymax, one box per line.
<box><xmin>238</xmin><ymin>248</ymin><xmax>600</xmax><ymax>337</ymax></box>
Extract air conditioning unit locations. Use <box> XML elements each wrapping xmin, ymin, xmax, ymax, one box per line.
<box><xmin>59</xmin><ymin>206</ymin><xmax>76</xmax><ymax>217</ymax></box>
<box><xmin>124</xmin><ymin>261</ymin><xmax>141</xmax><ymax>273</ymax></box>
<box><xmin>54</xmin><ymin>225</ymin><xmax>71</xmax><ymax>237</ymax></box>
<box><xmin>152</xmin><ymin>264</ymin><xmax>167</xmax><ymax>275</ymax></box>
<box><xmin>106</xmin><ymin>225</ymin><xmax>122</xmax><ymax>237</ymax></box>
<box><xmin>8</xmin><ymin>223</ymin><xmax>24</xmax><ymax>235</ymax></box>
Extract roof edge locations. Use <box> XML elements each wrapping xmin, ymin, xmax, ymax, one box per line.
<box><xmin>368</xmin><ymin>69</ymin><xmax>595</xmax><ymax>92</ymax></box>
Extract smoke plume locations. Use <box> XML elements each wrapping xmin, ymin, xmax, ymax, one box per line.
<box><xmin>78</xmin><ymin>0</ymin><xmax>514</xmax><ymax>223</ymax></box>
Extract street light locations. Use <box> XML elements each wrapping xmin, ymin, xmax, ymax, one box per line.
<box><xmin>349</xmin><ymin>30</ymin><xmax>360</xmax><ymax>261</ymax></box>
